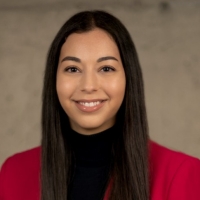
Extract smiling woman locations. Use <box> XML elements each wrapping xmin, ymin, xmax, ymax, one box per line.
<box><xmin>0</xmin><ymin>10</ymin><xmax>200</xmax><ymax>200</ymax></box>
<box><xmin>56</xmin><ymin>29</ymin><xmax>126</xmax><ymax>134</ymax></box>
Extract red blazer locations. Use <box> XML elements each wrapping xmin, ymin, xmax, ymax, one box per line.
<box><xmin>1</xmin><ymin>141</ymin><xmax>200</xmax><ymax>200</ymax></box>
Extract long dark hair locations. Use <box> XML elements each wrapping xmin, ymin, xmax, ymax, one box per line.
<box><xmin>41</xmin><ymin>10</ymin><xmax>149</xmax><ymax>200</ymax></box>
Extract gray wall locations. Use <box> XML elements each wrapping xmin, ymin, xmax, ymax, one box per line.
<box><xmin>0</xmin><ymin>0</ymin><xmax>200</xmax><ymax>166</ymax></box>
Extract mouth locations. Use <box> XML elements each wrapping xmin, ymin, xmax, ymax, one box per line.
<box><xmin>74</xmin><ymin>99</ymin><xmax>107</xmax><ymax>112</ymax></box>
<box><xmin>76</xmin><ymin>100</ymin><xmax>105</xmax><ymax>107</ymax></box>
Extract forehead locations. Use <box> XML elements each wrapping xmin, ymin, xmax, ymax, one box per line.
<box><xmin>59</xmin><ymin>28</ymin><xmax>120</xmax><ymax>59</ymax></box>
<box><xmin>66</xmin><ymin>28</ymin><xmax>115</xmax><ymax>45</ymax></box>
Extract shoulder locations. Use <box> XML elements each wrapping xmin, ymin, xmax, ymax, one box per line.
<box><xmin>149</xmin><ymin>140</ymin><xmax>200</xmax><ymax>168</ymax></box>
<box><xmin>0</xmin><ymin>146</ymin><xmax>41</xmax><ymax>180</ymax></box>
<box><xmin>0</xmin><ymin>147</ymin><xmax>41</xmax><ymax>199</ymax></box>
<box><xmin>149</xmin><ymin>140</ymin><xmax>200</xmax><ymax>176</ymax></box>
<box><xmin>149</xmin><ymin>141</ymin><xmax>200</xmax><ymax>199</ymax></box>
<box><xmin>1</xmin><ymin>146</ymin><xmax>41</xmax><ymax>172</ymax></box>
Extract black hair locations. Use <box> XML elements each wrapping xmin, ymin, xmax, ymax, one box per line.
<box><xmin>41</xmin><ymin>10</ymin><xmax>149</xmax><ymax>200</ymax></box>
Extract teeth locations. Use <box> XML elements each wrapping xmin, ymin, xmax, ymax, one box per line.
<box><xmin>79</xmin><ymin>101</ymin><xmax>101</xmax><ymax>107</ymax></box>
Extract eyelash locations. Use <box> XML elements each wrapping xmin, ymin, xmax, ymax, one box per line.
<box><xmin>100</xmin><ymin>66</ymin><xmax>115</xmax><ymax>72</ymax></box>
<box><xmin>64</xmin><ymin>66</ymin><xmax>115</xmax><ymax>73</ymax></box>
<box><xmin>64</xmin><ymin>67</ymin><xmax>79</xmax><ymax>73</ymax></box>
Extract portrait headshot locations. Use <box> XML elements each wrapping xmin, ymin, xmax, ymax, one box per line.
<box><xmin>0</xmin><ymin>1</ymin><xmax>200</xmax><ymax>200</ymax></box>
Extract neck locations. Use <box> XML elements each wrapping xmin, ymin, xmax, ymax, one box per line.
<box><xmin>69</xmin><ymin>125</ymin><xmax>116</xmax><ymax>167</ymax></box>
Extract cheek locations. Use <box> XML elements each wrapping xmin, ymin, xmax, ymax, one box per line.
<box><xmin>105</xmin><ymin>76</ymin><xmax>126</xmax><ymax>101</ymax></box>
<box><xmin>56</xmin><ymin>76</ymin><xmax>74</xmax><ymax>99</ymax></box>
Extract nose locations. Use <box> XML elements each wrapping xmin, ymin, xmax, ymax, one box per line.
<box><xmin>80</xmin><ymin>71</ymin><xmax>98</xmax><ymax>93</ymax></box>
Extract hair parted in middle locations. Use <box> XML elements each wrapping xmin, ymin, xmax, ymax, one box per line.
<box><xmin>41</xmin><ymin>10</ymin><xmax>149</xmax><ymax>200</ymax></box>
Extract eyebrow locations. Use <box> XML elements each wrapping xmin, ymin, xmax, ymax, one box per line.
<box><xmin>61</xmin><ymin>56</ymin><xmax>81</xmax><ymax>63</ymax></box>
<box><xmin>61</xmin><ymin>56</ymin><xmax>118</xmax><ymax>63</ymax></box>
<box><xmin>97</xmin><ymin>56</ymin><xmax>118</xmax><ymax>62</ymax></box>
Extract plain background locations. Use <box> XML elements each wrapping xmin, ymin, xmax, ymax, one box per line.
<box><xmin>0</xmin><ymin>0</ymin><xmax>200</xmax><ymax>166</ymax></box>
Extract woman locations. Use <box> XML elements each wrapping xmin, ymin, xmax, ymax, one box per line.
<box><xmin>0</xmin><ymin>10</ymin><xmax>200</xmax><ymax>200</ymax></box>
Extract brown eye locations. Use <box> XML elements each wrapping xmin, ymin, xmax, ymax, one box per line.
<box><xmin>101</xmin><ymin>66</ymin><xmax>115</xmax><ymax>72</ymax></box>
<box><xmin>65</xmin><ymin>67</ymin><xmax>80</xmax><ymax>73</ymax></box>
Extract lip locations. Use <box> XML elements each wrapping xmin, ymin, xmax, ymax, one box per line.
<box><xmin>74</xmin><ymin>99</ymin><xmax>106</xmax><ymax>113</ymax></box>
<box><xmin>75</xmin><ymin>99</ymin><xmax>105</xmax><ymax>103</ymax></box>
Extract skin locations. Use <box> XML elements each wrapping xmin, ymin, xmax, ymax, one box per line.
<box><xmin>56</xmin><ymin>28</ymin><xmax>126</xmax><ymax>135</ymax></box>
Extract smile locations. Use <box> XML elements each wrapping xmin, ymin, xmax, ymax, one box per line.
<box><xmin>78</xmin><ymin>101</ymin><xmax>102</xmax><ymax>107</ymax></box>
<box><xmin>74</xmin><ymin>100</ymin><xmax>106</xmax><ymax>112</ymax></box>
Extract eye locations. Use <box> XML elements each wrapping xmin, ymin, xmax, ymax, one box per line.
<box><xmin>101</xmin><ymin>66</ymin><xmax>115</xmax><ymax>72</ymax></box>
<box><xmin>64</xmin><ymin>67</ymin><xmax>80</xmax><ymax>73</ymax></box>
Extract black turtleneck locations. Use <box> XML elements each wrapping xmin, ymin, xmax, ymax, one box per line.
<box><xmin>69</xmin><ymin>125</ymin><xmax>116</xmax><ymax>200</ymax></box>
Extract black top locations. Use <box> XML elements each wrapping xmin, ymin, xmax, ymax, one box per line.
<box><xmin>69</xmin><ymin>125</ymin><xmax>116</xmax><ymax>200</ymax></box>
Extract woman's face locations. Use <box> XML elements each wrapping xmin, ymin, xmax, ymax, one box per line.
<box><xmin>56</xmin><ymin>28</ymin><xmax>126</xmax><ymax>135</ymax></box>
